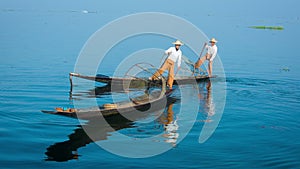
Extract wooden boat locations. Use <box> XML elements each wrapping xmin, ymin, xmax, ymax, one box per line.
<box><xmin>42</xmin><ymin>88</ymin><xmax>176</xmax><ymax>120</ymax></box>
<box><xmin>69</xmin><ymin>72</ymin><xmax>214</xmax><ymax>86</ymax></box>
<box><xmin>45</xmin><ymin>97</ymin><xmax>178</xmax><ymax>162</ymax></box>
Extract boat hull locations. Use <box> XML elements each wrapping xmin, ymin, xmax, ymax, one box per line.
<box><xmin>69</xmin><ymin>72</ymin><xmax>213</xmax><ymax>85</ymax></box>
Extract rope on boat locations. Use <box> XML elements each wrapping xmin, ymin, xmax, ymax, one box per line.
<box><xmin>124</xmin><ymin>62</ymin><xmax>167</xmax><ymax>83</ymax></box>
<box><xmin>123</xmin><ymin>62</ymin><xmax>167</xmax><ymax>104</ymax></box>
<box><xmin>181</xmin><ymin>56</ymin><xmax>207</xmax><ymax>76</ymax></box>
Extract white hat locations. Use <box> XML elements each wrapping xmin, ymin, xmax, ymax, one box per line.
<box><xmin>172</xmin><ymin>40</ymin><xmax>184</xmax><ymax>46</ymax></box>
<box><xmin>209</xmin><ymin>38</ymin><xmax>218</xmax><ymax>43</ymax></box>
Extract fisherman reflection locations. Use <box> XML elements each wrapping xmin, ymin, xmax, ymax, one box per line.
<box><xmin>158</xmin><ymin>103</ymin><xmax>179</xmax><ymax>147</ymax></box>
<box><xmin>199</xmin><ymin>80</ymin><xmax>215</xmax><ymax>122</ymax></box>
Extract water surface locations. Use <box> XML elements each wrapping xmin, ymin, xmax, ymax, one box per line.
<box><xmin>1</xmin><ymin>0</ymin><xmax>300</xmax><ymax>168</ymax></box>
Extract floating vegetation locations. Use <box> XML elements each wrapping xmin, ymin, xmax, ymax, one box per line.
<box><xmin>280</xmin><ymin>67</ymin><xmax>290</xmax><ymax>72</ymax></box>
<box><xmin>249</xmin><ymin>26</ymin><xmax>284</xmax><ymax>30</ymax></box>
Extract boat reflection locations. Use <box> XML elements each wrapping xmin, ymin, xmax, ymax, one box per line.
<box><xmin>48</xmin><ymin>80</ymin><xmax>215</xmax><ymax>161</ymax></box>
<box><xmin>45</xmin><ymin>97</ymin><xmax>179</xmax><ymax>162</ymax></box>
<box><xmin>45</xmin><ymin>116</ymin><xmax>133</xmax><ymax>162</ymax></box>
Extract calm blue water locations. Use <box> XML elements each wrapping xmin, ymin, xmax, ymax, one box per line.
<box><xmin>1</xmin><ymin>0</ymin><xmax>300</xmax><ymax>168</ymax></box>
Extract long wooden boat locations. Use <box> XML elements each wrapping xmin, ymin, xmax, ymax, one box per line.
<box><xmin>69</xmin><ymin>72</ymin><xmax>213</xmax><ymax>86</ymax></box>
<box><xmin>45</xmin><ymin>97</ymin><xmax>178</xmax><ymax>162</ymax></box>
<box><xmin>42</xmin><ymin>89</ymin><xmax>176</xmax><ymax>120</ymax></box>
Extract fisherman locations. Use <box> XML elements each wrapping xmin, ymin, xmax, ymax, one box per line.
<box><xmin>150</xmin><ymin>40</ymin><xmax>183</xmax><ymax>90</ymax></box>
<box><xmin>194</xmin><ymin>38</ymin><xmax>218</xmax><ymax>77</ymax></box>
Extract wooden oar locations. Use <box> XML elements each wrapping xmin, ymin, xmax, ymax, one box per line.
<box><xmin>198</xmin><ymin>42</ymin><xmax>207</xmax><ymax>60</ymax></box>
<box><xmin>193</xmin><ymin>42</ymin><xmax>207</xmax><ymax>75</ymax></box>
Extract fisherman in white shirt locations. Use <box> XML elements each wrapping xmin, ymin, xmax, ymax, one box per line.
<box><xmin>150</xmin><ymin>40</ymin><xmax>183</xmax><ymax>90</ymax></box>
<box><xmin>195</xmin><ymin>38</ymin><xmax>218</xmax><ymax>77</ymax></box>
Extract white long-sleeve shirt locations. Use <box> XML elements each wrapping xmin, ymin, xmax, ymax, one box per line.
<box><xmin>206</xmin><ymin>45</ymin><xmax>218</xmax><ymax>61</ymax></box>
<box><xmin>165</xmin><ymin>47</ymin><xmax>182</xmax><ymax>67</ymax></box>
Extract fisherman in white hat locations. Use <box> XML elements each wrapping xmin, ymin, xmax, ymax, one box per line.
<box><xmin>150</xmin><ymin>40</ymin><xmax>183</xmax><ymax>90</ymax></box>
<box><xmin>195</xmin><ymin>38</ymin><xmax>218</xmax><ymax>77</ymax></box>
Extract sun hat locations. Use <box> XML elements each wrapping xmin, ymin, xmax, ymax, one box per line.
<box><xmin>172</xmin><ymin>40</ymin><xmax>184</xmax><ymax>46</ymax></box>
<box><xmin>209</xmin><ymin>38</ymin><xmax>218</xmax><ymax>43</ymax></box>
